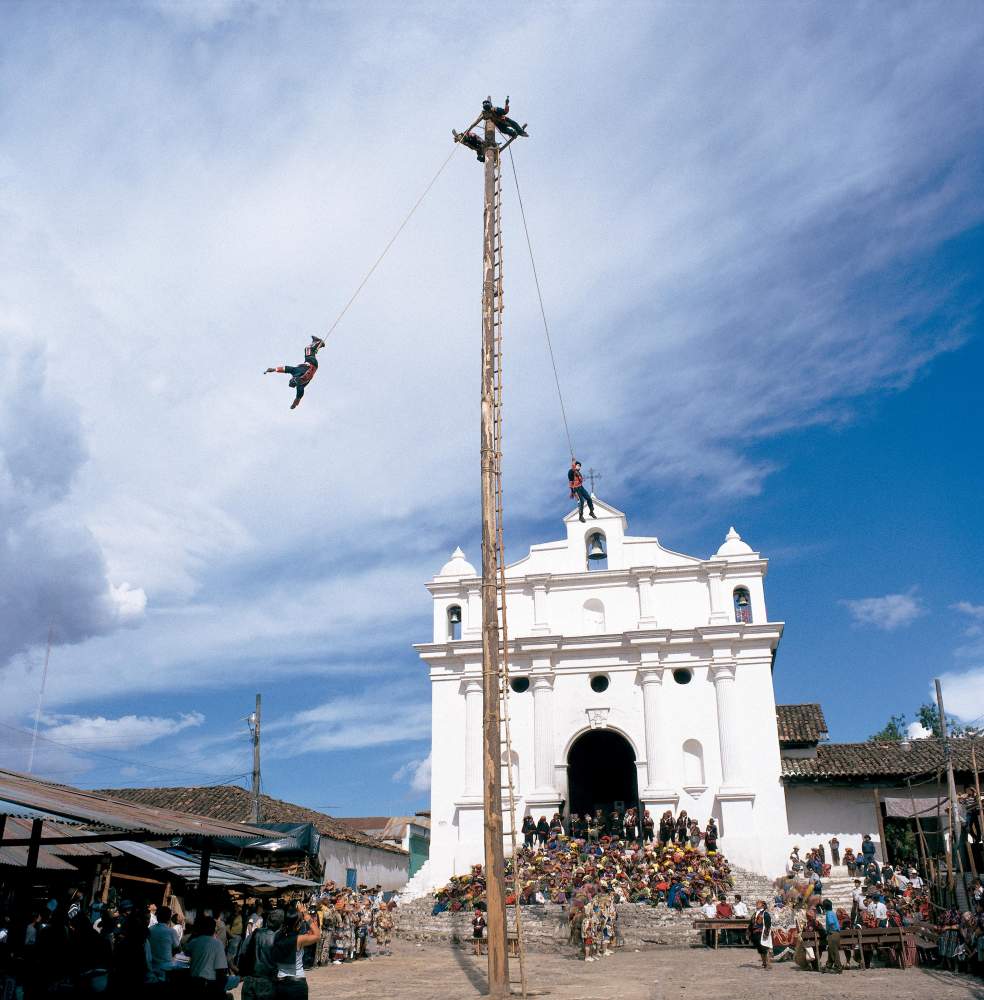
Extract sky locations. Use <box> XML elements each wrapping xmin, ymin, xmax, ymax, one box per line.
<box><xmin>1</xmin><ymin>1</ymin><xmax>982</xmax><ymax>818</ymax></box>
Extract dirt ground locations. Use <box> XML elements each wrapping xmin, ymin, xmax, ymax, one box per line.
<box><xmin>290</xmin><ymin>940</ymin><xmax>984</xmax><ymax>1000</ymax></box>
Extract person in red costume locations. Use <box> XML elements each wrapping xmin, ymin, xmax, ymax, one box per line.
<box><xmin>568</xmin><ymin>460</ymin><xmax>596</xmax><ymax>522</ymax></box>
<box><xmin>265</xmin><ymin>336</ymin><xmax>325</xmax><ymax>409</ymax></box>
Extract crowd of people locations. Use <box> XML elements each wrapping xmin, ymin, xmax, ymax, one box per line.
<box><xmin>0</xmin><ymin>880</ymin><xmax>398</xmax><ymax>998</ymax></box>
<box><xmin>518</xmin><ymin>808</ymin><xmax>719</xmax><ymax>850</ymax></box>
<box><xmin>435</xmin><ymin>807</ymin><xmax>733</xmax><ymax>928</ymax></box>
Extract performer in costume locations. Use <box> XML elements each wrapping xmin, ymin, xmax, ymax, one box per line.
<box><xmin>482</xmin><ymin>97</ymin><xmax>528</xmax><ymax>138</ymax></box>
<box><xmin>452</xmin><ymin>129</ymin><xmax>486</xmax><ymax>161</ymax></box>
<box><xmin>265</xmin><ymin>335</ymin><xmax>325</xmax><ymax>409</ymax></box>
<box><xmin>568</xmin><ymin>460</ymin><xmax>597</xmax><ymax>522</ymax></box>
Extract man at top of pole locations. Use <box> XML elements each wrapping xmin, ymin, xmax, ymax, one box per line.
<box><xmin>568</xmin><ymin>459</ymin><xmax>596</xmax><ymax>522</ymax></box>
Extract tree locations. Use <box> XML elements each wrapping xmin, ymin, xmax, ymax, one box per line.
<box><xmin>915</xmin><ymin>702</ymin><xmax>980</xmax><ymax>738</ymax></box>
<box><xmin>870</xmin><ymin>713</ymin><xmax>907</xmax><ymax>743</ymax></box>
<box><xmin>868</xmin><ymin>703</ymin><xmax>981</xmax><ymax>743</ymax></box>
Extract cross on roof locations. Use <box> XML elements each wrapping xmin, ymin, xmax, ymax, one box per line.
<box><xmin>585</xmin><ymin>468</ymin><xmax>602</xmax><ymax>495</ymax></box>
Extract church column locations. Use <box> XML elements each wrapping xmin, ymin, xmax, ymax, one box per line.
<box><xmin>633</xmin><ymin>570</ymin><xmax>658</xmax><ymax>628</ymax></box>
<box><xmin>710</xmin><ymin>659</ymin><xmax>745</xmax><ymax>789</ymax></box>
<box><xmin>639</xmin><ymin>667</ymin><xmax>667</xmax><ymax>789</ymax></box>
<box><xmin>531</xmin><ymin>674</ymin><xmax>556</xmax><ymax>792</ymax></box>
<box><xmin>462</xmin><ymin>677</ymin><xmax>483</xmax><ymax>797</ymax></box>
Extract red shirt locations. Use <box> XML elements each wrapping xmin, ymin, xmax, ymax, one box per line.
<box><xmin>716</xmin><ymin>903</ymin><xmax>734</xmax><ymax>918</ymax></box>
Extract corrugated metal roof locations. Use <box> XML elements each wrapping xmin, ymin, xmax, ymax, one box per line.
<box><xmin>0</xmin><ymin>818</ymin><xmax>109</xmax><ymax>870</ymax></box>
<box><xmin>112</xmin><ymin>841</ymin><xmax>318</xmax><ymax>890</ymax></box>
<box><xmin>0</xmin><ymin>769</ymin><xmax>273</xmax><ymax>840</ymax></box>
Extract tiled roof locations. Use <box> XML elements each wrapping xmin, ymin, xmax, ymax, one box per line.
<box><xmin>776</xmin><ymin>704</ymin><xmax>828</xmax><ymax>744</ymax></box>
<box><xmin>336</xmin><ymin>817</ymin><xmax>390</xmax><ymax>833</ymax></box>
<box><xmin>781</xmin><ymin>737</ymin><xmax>984</xmax><ymax>781</ymax></box>
<box><xmin>97</xmin><ymin>786</ymin><xmax>407</xmax><ymax>855</ymax></box>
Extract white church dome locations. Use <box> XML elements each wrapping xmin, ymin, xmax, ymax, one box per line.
<box><xmin>437</xmin><ymin>546</ymin><xmax>477</xmax><ymax>578</ymax></box>
<box><xmin>715</xmin><ymin>526</ymin><xmax>754</xmax><ymax>558</ymax></box>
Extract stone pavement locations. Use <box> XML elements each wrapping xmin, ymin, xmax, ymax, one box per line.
<box><xmin>280</xmin><ymin>940</ymin><xmax>984</xmax><ymax>1000</ymax></box>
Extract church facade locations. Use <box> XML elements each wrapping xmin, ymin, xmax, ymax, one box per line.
<box><xmin>413</xmin><ymin>500</ymin><xmax>955</xmax><ymax>893</ymax></box>
<box><xmin>416</xmin><ymin>500</ymin><xmax>800</xmax><ymax>884</ymax></box>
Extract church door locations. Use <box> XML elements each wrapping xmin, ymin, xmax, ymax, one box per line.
<box><xmin>567</xmin><ymin>730</ymin><xmax>639</xmax><ymax>820</ymax></box>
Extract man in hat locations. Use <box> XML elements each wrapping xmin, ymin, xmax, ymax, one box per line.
<box><xmin>453</xmin><ymin>129</ymin><xmax>486</xmax><ymax>162</ymax></box>
<box><xmin>482</xmin><ymin>96</ymin><xmax>528</xmax><ymax>138</ymax></box>
<box><xmin>568</xmin><ymin>460</ymin><xmax>596</xmax><ymax>522</ymax></box>
<box><xmin>264</xmin><ymin>335</ymin><xmax>326</xmax><ymax>409</ymax></box>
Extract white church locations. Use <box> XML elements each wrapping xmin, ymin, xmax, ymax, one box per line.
<box><xmin>412</xmin><ymin>500</ymin><xmax>923</xmax><ymax>889</ymax></box>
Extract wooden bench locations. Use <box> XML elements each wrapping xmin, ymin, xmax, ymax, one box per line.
<box><xmin>691</xmin><ymin>918</ymin><xmax>750</xmax><ymax>948</ymax></box>
<box><xmin>800</xmin><ymin>925</ymin><xmax>916</xmax><ymax>971</ymax></box>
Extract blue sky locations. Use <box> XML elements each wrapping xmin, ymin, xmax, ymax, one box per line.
<box><xmin>1</xmin><ymin>1</ymin><xmax>982</xmax><ymax>818</ymax></box>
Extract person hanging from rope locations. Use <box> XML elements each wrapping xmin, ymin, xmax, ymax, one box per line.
<box><xmin>264</xmin><ymin>335</ymin><xmax>325</xmax><ymax>409</ymax></box>
<box><xmin>568</xmin><ymin>459</ymin><xmax>597</xmax><ymax>522</ymax></box>
<box><xmin>452</xmin><ymin>129</ymin><xmax>486</xmax><ymax>162</ymax></box>
<box><xmin>482</xmin><ymin>96</ymin><xmax>528</xmax><ymax>138</ymax></box>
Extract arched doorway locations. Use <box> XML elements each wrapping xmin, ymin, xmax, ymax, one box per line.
<box><xmin>567</xmin><ymin>729</ymin><xmax>639</xmax><ymax>820</ymax></box>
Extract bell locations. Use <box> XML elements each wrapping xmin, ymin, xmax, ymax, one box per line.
<box><xmin>587</xmin><ymin>534</ymin><xmax>607</xmax><ymax>561</ymax></box>
<box><xmin>448</xmin><ymin>606</ymin><xmax>462</xmax><ymax>625</ymax></box>
<box><xmin>736</xmin><ymin>592</ymin><xmax>749</xmax><ymax>606</ymax></box>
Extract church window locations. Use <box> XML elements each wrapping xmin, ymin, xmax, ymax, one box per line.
<box><xmin>586</xmin><ymin>531</ymin><xmax>608</xmax><ymax>570</ymax></box>
<box><xmin>589</xmin><ymin>674</ymin><xmax>610</xmax><ymax>693</ymax></box>
<box><xmin>733</xmin><ymin>587</ymin><xmax>752</xmax><ymax>624</ymax></box>
<box><xmin>447</xmin><ymin>604</ymin><xmax>462</xmax><ymax>640</ymax></box>
<box><xmin>510</xmin><ymin>676</ymin><xmax>530</xmax><ymax>694</ymax></box>
<box><xmin>682</xmin><ymin>740</ymin><xmax>705</xmax><ymax>786</ymax></box>
<box><xmin>672</xmin><ymin>668</ymin><xmax>693</xmax><ymax>685</ymax></box>
<box><xmin>582</xmin><ymin>598</ymin><xmax>606</xmax><ymax>632</ymax></box>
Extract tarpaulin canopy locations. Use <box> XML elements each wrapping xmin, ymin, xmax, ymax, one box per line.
<box><xmin>882</xmin><ymin>795</ymin><xmax>946</xmax><ymax>819</ymax></box>
<box><xmin>113</xmin><ymin>841</ymin><xmax>318</xmax><ymax>891</ymax></box>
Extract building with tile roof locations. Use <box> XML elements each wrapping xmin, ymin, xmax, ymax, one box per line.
<box><xmin>99</xmin><ymin>784</ymin><xmax>410</xmax><ymax>891</ymax></box>
<box><xmin>336</xmin><ymin>813</ymin><xmax>431</xmax><ymax>877</ymax></box>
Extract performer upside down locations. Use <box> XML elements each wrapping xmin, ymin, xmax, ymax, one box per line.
<box><xmin>265</xmin><ymin>335</ymin><xmax>325</xmax><ymax>409</ymax></box>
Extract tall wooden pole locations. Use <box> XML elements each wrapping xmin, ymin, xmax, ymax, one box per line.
<box><xmin>936</xmin><ymin>678</ymin><xmax>959</xmax><ymax>888</ymax></box>
<box><xmin>251</xmin><ymin>693</ymin><xmax>262</xmax><ymax>824</ymax></box>
<box><xmin>480</xmin><ymin>109</ymin><xmax>509</xmax><ymax>999</ymax></box>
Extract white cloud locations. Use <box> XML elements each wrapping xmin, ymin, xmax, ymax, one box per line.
<box><xmin>934</xmin><ymin>669</ymin><xmax>984</xmax><ymax>724</ymax></box>
<box><xmin>841</xmin><ymin>590</ymin><xmax>925</xmax><ymax>630</ymax></box>
<box><xmin>40</xmin><ymin>711</ymin><xmax>204</xmax><ymax>749</ymax></box>
<box><xmin>954</xmin><ymin>602</ymin><xmax>984</xmax><ymax>638</ymax></box>
<box><xmin>0</xmin><ymin>4</ymin><xmax>982</xmax><ymax>728</ymax></box>
<box><xmin>906</xmin><ymin>721</ymin><xmax>932</xmax><ymax>740</ymax></box>
<box><xmin>109</xmin><ymin>582</ymin><xmax>148</xmax><ymax>622</ymax></box>
<box><xmin>269</xmin><ymin>687</ymin><xmax>430</xmax><ymax>755</ymax></box>
<box><xmin>393</xmin><ymin>752</ymin><xmax>431</xmax><ymax>793</ymax></box>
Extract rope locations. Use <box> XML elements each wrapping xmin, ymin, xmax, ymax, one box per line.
<box><xmin>506</xmin><ymin>146</ymin><xmax>576</xmax><ymax>460</ymax></box>
<box><xmin>322</xmin><ymin>144</ymin><xmax>460</xmax><ymax>341</ymax></box>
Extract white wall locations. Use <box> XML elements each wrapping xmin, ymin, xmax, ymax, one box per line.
<box><xmin>419</xmin><ymin>504</ymin><xmax>789</xmax><ymax>887</ymax></box>
<box><xmin>320</xmin><ymin>837</ymin><xmax>408</xmax><ymax>891</ymax></box>
<box><xmin>783</xmin><ymin>785</ymin><xmax>887</xmax><ymax>866</ymax></box>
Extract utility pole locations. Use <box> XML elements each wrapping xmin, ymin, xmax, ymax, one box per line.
<box><xmin>936</xmin><ymin>677</ymin><xmax>959</xmax><ymax>888</ymax></box>
<box><xmin>250</xmin><ymin>694</ymin><xmax>262</xmax><ymax>824</ymax></box>
<box><xmin>480</xmin><ymin>107</ymin><xmax>509</xmax><ymax>999</ymax></box>
<box><xmin>27</xmin><ymin>625</ymin><xmax>53</xmax><ymax>774</ymax></box>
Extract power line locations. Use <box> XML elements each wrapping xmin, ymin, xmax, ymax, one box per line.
<box><xmin>0</xmin><ymin>719</ymin><xmax>247</xmax><ymax>782</ymax></box>
<box><xmin>506</xmin><ymin>146</ymin><xmax>576</xmax><ymax>461</ymax></box>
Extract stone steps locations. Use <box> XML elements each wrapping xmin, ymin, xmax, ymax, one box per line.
<box><xmin>398</xmin><ymin>859</ymin><xmax>433</xmax><ymax>903</ymax></box>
